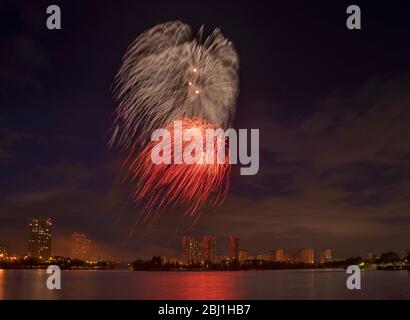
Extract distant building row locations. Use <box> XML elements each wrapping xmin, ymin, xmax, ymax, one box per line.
<box><xmin>181</xmin><ymin>235</ymin><xmax>241</xmax><ymax>264</ymax></box>
<box><xmin>181</xmin><ymin>235</ymin><xmax>332</xmax><ymax>265</ymax></box>
<box><xmin>239</xmin><ymin>248</ymin><xmax>332</xmax><ymax>264</ymax></box>
<box><xmin>26</xmin><ymin>217</ymin><xmax>92</xmax><ymax>261</ymax></box>
<box><xmin>181</xmin><ymin>235</ymin><xmax>217</xmax><ymax>264</ymax></box>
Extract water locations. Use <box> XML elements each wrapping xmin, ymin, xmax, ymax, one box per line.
<box><xmin>0</xmin><ymin>269</ymin><xmax>409</xmax><ymax>300</ymax></box>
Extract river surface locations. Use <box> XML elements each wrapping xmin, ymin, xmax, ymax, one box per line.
<box><xmin>0</xmin><ymin>269</ymin><xmax>409</xmax><ymax>299</ymax></box>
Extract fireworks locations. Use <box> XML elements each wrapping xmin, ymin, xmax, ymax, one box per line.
<box><xmin>128</xmin><ymin>118</ymin><xmax>231</xmax><ymax>222</ymax></box>
<box><xmin>110</xmin><ymin>21</ymin><xmax>239</xmax><ymax>221</ymax></box>
<box><xmin>110</xmin><ymin>21</ymin><xmax>239</xmax><ymax>149</ymax></box>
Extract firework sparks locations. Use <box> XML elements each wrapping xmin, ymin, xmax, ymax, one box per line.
<box><xmin>110</xmin><ymin>21</ymin><xmax>239</xmax><ymax>149</ymax></box>
<box><xmin>110</xmin><ymin>21</ymin><xmax>239</xmax><ymax>222</ymax></box>
<box><xmin>128</xmin><ymin>118</ymin><xmax>231</xmax><ymax>223</ymax></box>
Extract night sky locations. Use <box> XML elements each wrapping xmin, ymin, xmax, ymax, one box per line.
<box><xmin>1</xmin><ymin>0</ymin><xmax>410</xmax><ymax>260</ymax></box>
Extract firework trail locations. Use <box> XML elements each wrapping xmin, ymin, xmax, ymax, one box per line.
<box><xmin>110</xmin><ymin>21</ymin><xmax>239</xmax><ymax>222</ymax></box>
<box><xmin>129</xmin><ymin>118</ymin><xmax>231</xmax><ymax>219</ymax></box>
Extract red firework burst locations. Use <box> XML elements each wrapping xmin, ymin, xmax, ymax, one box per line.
<box><xmin>127</xmin><ymin>118</ymin><xmax>231</xmax><ymax>222</ymax></box>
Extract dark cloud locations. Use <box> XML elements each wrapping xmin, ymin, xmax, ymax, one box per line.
<box><xmin>0</xmin><ymin>128</ymin><xmax>22</xmax><ymax>162</ymax></box>
<box><xmin>380</xmin><ymin>216</ymin><xmax>410</xmax><ymax>226</ymax></box>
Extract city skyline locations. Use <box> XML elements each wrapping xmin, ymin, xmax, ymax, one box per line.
<box><xmin>1</xmin><ymin>216</ymin><xmax>410</xmax><ymax>273</ymax></box>
<box><xmin>0</xmin><ymin>216</ymin><xmax>408</xmax><ymax>261</ymax></box>
<box><xmin>2</xmin><ymin>217</ymin><xmax>338</xmax><ymax>261</ymax></box>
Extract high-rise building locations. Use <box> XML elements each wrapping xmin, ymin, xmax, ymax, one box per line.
<box><xmin>182</xmin><ymin>236</ymin><xmax>193</xmax><ymax>265</ymax></box>
<box><xmin>27</xmin><ymin>217</ymin><xmax>52</xmax><ymax>260</ymax></box>
<box><xmin>181</xmin><ymin>236</ymin><xmax>191</xmax><ymax>264</ymax></box>
<box><xmin>181</xmin><ymin>236</ymin><xmax>203</xmax><ymax>265</ymax></box>
<box><xmin>228</xmin><ymin>236</ymin><xmax>239</xmax><ymax>261</ymax></box>
<box><xmin>202</xmin><ymin>235</ymin><xmax>216</xmax><ymax>263</ymax></box>
<box><xmin>72</xmin><ymin>232</ymin><xmax>92</xmax><ymax>261</ymax></box>
<box><xmin>195</xmin><ymin>240</ymin><xmax>203</xmax><ymax>262</ymax></box>
<box><xmin>301</xmin><ymin>248</ymin><xmax>315</xmax><ymax>264</ymax></box>
<box><xmin>274</xmin><ymin>249</ymin><xmax>285</xmax><ymax>262</ymax></box>
<box><xmin>320</xmin><ymin>248</ymin><xmax>332</xmax><ymax>263</ymax></box>
<box><xmin>239</xmin><ymin>249</ymin><xmax>249</xmax><ymax>262</ymax></box>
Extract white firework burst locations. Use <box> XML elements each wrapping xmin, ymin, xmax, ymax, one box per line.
<box><xmin>110</xmin><ymin>21</ymin><xmax>239</xmax><ymax>150</ymax></box>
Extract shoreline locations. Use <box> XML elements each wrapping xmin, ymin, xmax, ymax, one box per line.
<box><xmin>1</xmin><ymin>267</ymin><xmax>408</xmax><ymax>272</ymax></box>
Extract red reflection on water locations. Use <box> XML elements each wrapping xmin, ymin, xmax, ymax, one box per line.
<box><xmin>179</xmin><ymin>272</ymin><xmax>244</xmax><ymax>300</ymax></box>
<box><xmin>138</xmin><ymin>271</ymin><xmax>246</xmax><ymax>300</ymax></box>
